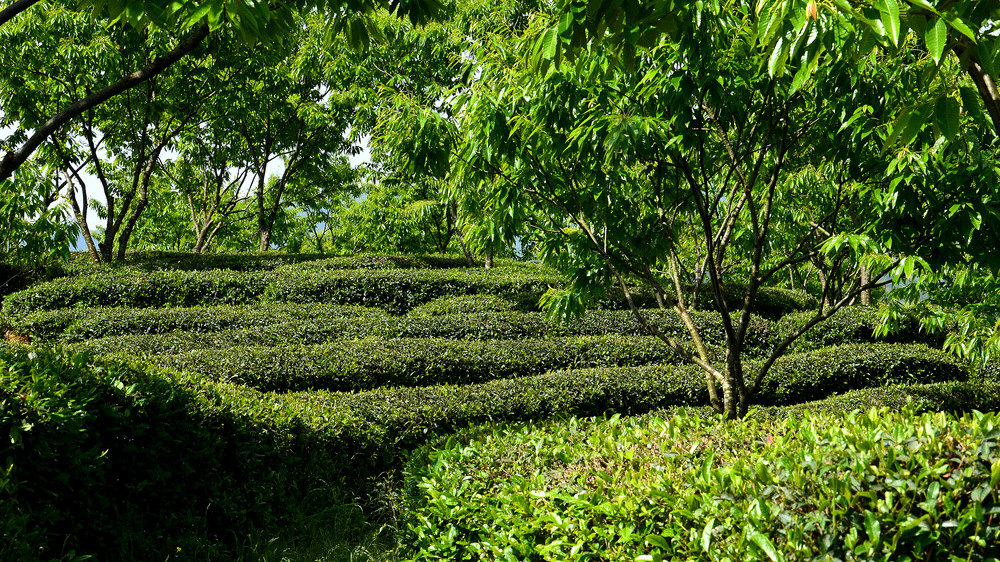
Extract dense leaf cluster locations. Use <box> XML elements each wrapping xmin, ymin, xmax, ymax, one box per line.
<box><xmin>400</xmin><ymin>408</ymin><xmax>1000</xmax><ymax>560</ymax></box>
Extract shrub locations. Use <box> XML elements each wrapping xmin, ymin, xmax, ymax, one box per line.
<box><xmin>408</xmin><ymin>294</ymin><xmax>535</xmax><ymax>315</ymax></box>
<box><xmin>783</xmin><ymin>379</ymin><xmax>1000</xmax><ymax>415</ymax></box>
<box><xmin>398</xmin><ymin>409</ymin><xmax>1000</xmax><ymax>560</ymax></box>
<box><xmin>598</xmin><ymin>283</ymin><xmax>817</xmax><ymax>319</ymax></box>
<box><xmin>12</xmin><ymin>304</ymin><xmax>387</xmax><ymax>343</ymax></box>
<box><xmin>1</xmin><ymin>270</ymin><xmax>270</xmax><ymax>317</ymax></box>
<box><xmin>1</xmin><ymin>267</ymin><xmax>560</xmax><ymax>317</ymax></box>
<box><xmin>60</xmin><ymin>251</ymin><xmax>322</xmax><ymax>276</ymax></box>
<box><xmin>145</xmin><ymin>336</ymin><xmax>689</xmax><ymax>393</ymax></box>
<box><xmin>753</xmin><ymin>343</ymin><xmax>967</xmax><ymax>405</ymax></box>
<box><xmin>278</xmin><ymin>254</ymin><xmax>475</xmax><ymax>271</ymax></box>
<box><xmin>63</xmin><ymin>308</ymin><xmax>772</xmax><ymax>358</ymax></box>
<box><xmin>554</xmin><ymin>343</ymin><xmax>967</xmax><ymax>410</ymax></box>
<box><xmin>0</xmin><ymin>348</ymin><xmax>360</xmax><ymax>560</ymax></box>
<box><xmin>775</xmin><ymin>306</ymin><xmax>935</xmax><ymax>351</ymax></box>
<box><xmin>260</xmin><ymin>268</ymin><xmax>558</xmax><ymax>314</ymax></box>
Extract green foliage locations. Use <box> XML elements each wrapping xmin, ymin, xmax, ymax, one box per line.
<box><xmin>0</xmin><ymin>270</ymin><xmax>272</xmax><ymax>316</ymax></box>
<box><xmin>0</xmin><ymin>348</ymin><xmax>360</xmax><ymax>559</ymax></box>
<box><xmin>775</xmin><ymin>306</ymin><xmax>934</xmax><ymax>351</ymax></box>
<box><xmin>784</xmin><ymin>379</ymin><xmax>1000</xmax><ymax>417</ymax></box>
<box><xmin>0</xmin><ymin>266</ymin><xmax>559</xmax><ymax>316</ymax></box>
<box><xmin>400</xmin><ymin>408</ymin><xmax>1000</xmax><ymax>560</ymax></box>
<box><xmin>408</xmin><ymin>294</ymin><xmax>534</xmax><ymax>315</ymax></box>
<box><xmin>259</xmin><ymin>267</ymin><xmax>558</xmax><ymax>314</ymax></box>
<box><xmin>10</xmin><ymin>303</ymin><xmax>386</xmax><ymax>343</ymax></box>
<box><xmin>754</xmin><ymin>343</ymin><xmax>967</xmax><ymax>406</ymax></box>
<box><xmin>146</xmin><ymin>335</ymin><xmax>688</xmax><ymax>393</ymax></box>
<box><xmin>56</xmin><ymin>308</ymin><xmax>773</xmax><ymax>358</ymax></box>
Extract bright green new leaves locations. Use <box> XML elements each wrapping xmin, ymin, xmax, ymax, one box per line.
<box><xmin>401</xmin><ymin>409</ymin><xmax>1000</xmax><ymax>559</ymax></box>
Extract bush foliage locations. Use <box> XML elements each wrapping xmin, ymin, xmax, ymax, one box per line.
<box><xmin>399</xmin><ymin>409</ymin><xmax>1000</xmax><ymax>560</ymax></box>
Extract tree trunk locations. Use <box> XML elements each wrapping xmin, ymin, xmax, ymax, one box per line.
<box><xmin>484</xmin><ymin>249</ymin><xmax>494</xmax><ymax>269</ymax></box>
<box><xmin>817</xmin><ymin>268</ymin><xmax>831</xmax><ymax>309</ymax></box>
<box><xmin>955</xmin><ymin>43</ymin><xmax>1000</xmax><ymax>136</ymax></box>
<box><xmin>115</xmin><ymin>147</ymin><xmax>162</xmax><ymax>261</ymax></box>
<box><xmin>860</xmin><ymin>264</ymin><xmax>872</xmax><ymax>306</ymax></box>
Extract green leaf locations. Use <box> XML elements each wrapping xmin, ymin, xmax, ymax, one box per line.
<box><xmin>945</xmin><ymin>15</ymin><xmax>976</xmax><ymax>41</ymax></box>
<box><xmin>935</xmin><ymin>96</ymin><xmax>960</xmax><ymax>140</ymax></box>
<box><xmin>542</xmin><ymin>27</ymin><xmax>560</xmax><ymax>60</ymax></box>
<box><xmin>748</xmin><ymin>527</ymin><xmax>782</xmax><ymax>562</ymax></box>
<box><xmin>768</xmin><ymin>37</ymin><xmax>789</xmax><ymax>77</ymax></box>
<box><xmin>925</xmin><ymin>17</ymin><xmax>947</xmax><ymax>65</ymax></box>
<box><xmin>882</xmin><ymin>0</ymin><xmax>901</xmax><ymax>47</ymax></box>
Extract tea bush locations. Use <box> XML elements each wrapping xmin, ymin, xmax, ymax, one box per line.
<box><xmin>12</xmin><ymin>303</ymin><xmax>388</xmax><ymax>343</ymax></box>
<box><xmin>65</xmin><ymin>308</ymin><xmax>773</xmax><ymax>356</ymax></box>
<box><xmin>0</xmin><ymin>348</ymin><xmax>359</xmax><ymax>560</ymax></box>
<box><xmin>399</xmin><ymin>409</ymin><xmax>1000</xmax><ymax>560</ymax></box>
<box><xmin>754</xmin><ymin>343</ymin><xmax>967</xmax><ymax>405</ymax></box>
<box><xmin>145</xmin><ymin>335</ymin><xmax>690</xmax><ymax>392</ymax></box>
<box><xmin>775</xmin><ymin>306</ymin><xmax>934</xmax><ymax>351</ymax></box>
<box><xmin>0</xmin><ymin>268</ymin><xmax>559</xmax><ymax>317</ymax></box>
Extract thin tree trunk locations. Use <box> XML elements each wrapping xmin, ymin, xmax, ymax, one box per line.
<box><xmin>860</xmin><ymin>264</ymin><xmax>872</xmax><ymax>306</ymax></box>
<box><xmin>115</xmin><ymin>146</ymin><xmax>162</xmax><ymax>261</ymax></box>
<box><xmin>955</xmin><ymin>43</ymin><xmax>1000</xmax><ymax>135</ymax></box>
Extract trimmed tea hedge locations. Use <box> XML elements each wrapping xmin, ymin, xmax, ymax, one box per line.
<box><xmin>408</xmin><ymin>294</ymin><xmax>536</xmax><ymax>315</ymax></box>
<box><xmin>0</xmin><ymin>347</ymin><xmax>992</xmax><ymax>560</ymax></box>
<box><xmin>145</xmin><ymin>335</ymin><xmax>690</xmax><ymax>393</ymax></box>
<box><xmin>785</xmin><ymin>378</ymin><xmax>1000</xmax><ymax>415</ymax></box>
<box><xmin>754</xmin><ymin>343</ymin><xmax>966</xmax><ymax>405</ymax></box>
<box><xmin>775</xmin><ymin>306</ymin><xmax>934</xmax><ymax>351</ymax></box>
<box><xmin>1</xmin><ymin>268</ymin><xmax>559</xmax><ymax>317</ymax></box>
<box><xmin>0</xmin><ymin>348</ymin><xmax>361</xmax><ymax>560</ymax></box>
<box><xmin>13</xmin><ymin>304</ymin><xmax>389</xmax><ymax>343</ymax></box>
<box><xmin>551</xmin><ymin>343</ymin><xmax>966</xmax><ymax>409</ymax></box>
<box><xmin>1</xmin><ymin>270</ymin><xmax>271</xmax><ymax>316</ymax></box>
<box><xmin>598</xmin><ymin>283</ymin><xmax>818</xmax><ymax>319</ymax></box>
<box><xmin>259</xmin><ymin>268</ymin><xmax>557</xmax><ymax>313</ymax></box>
<box><xmin>398</xmin><ymin>408</ymin><xmax>1000</xmax><ymax>560</ymax></box>
<box><xmin>67</xmin><ymin>308</ymin><xmax>773</xmax><ymax>357</ymax></box>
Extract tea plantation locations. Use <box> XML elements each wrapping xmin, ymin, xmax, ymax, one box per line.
<box><xmin>1</xmin><ymin>253</ymin><xmax>998</xmax><ymax>560</ymax></box>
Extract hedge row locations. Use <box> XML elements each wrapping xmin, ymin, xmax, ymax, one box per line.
<box><xmin>142</xmin><ymin>335</ymin><xmax>690</xmax><ymax>393</ymax></box>
<box><xmin>753</xmin><ymin>343</ymin><xmax>966</xmax><ymax>405</ymax></box>
<box><xmin>398</xmin><ymin>408</ymin><xmax>1000</xmax><ymax>560</ymax></box>
<box><xmin>775</xmin><ymin>306</ymin><xmax>936</xmax><ymax>351</ymax></box>
<box><xmin>61</xmin><ymin>251</ymin><xmax>322</xmax><ymax>277</ymax></box>
<box><xmin>276</xmin><ymin>254</ymin><xmax>478</xmax><ymax>271</ymax></box>
<box><xmin>0</xmin><ymin>348</ymin><xmax>362</xmax><ymax>560</ymax></box>
<box><xmin>597</xmin><ymin>282</ymin><xmax>818</xmax><ymax>319</ymax></box>
<box><xmin>1</xmin><ymin>268</ymin><xmax>559</xmax><ymax>316</ymax></box>
<box><xmin>12</xmin><ymin>304</ymin><xmax>389</xmax><ymax>343</ymax></box>
<box><xmin>28</xmin><ymin>306</ymin><xmax>772</xmax><ymax>354</ymax></box>
<box><xmin>554</xmin><ymin>343</ymin><xmax>966</xmax><ymax>409</ymax></box>
<box><xmin>1</xmin><ymin>348</ymin><xmax>993</xmax><ymax>559</ymax></box>
<box><xmin>407</xmin><ymin>294</ymin><xmax>537</xmax><ymax>315</ymax></box>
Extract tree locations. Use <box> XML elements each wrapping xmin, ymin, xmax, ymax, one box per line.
<box><xmin>440</xmin><ymin>0</ymin><xmax>1000</xmax><ymax>417</ymax></box>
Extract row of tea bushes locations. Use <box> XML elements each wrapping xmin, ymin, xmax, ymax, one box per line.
<box><xmin>2</xmin><ymin>268</ymin><xmax>820</xmax><ymax>321</ymax></box>
<box><xmin>0</xmin><ymin>267</ymin><xmax>560</xmax><ymax>316</ymax></box>
<box><xmin>29</xmin><ymin>306</ymin><xmax>774</xmax><ymax>352</ymax></box>
<box><xmin>137</xmin><ymin>341</ymin><xmax>964</xmax><ymax>402</ymax></box>
<box><xmin>595</xmin><ymin>283</ymin><xmax>819</xmax><ymax>319</ymax></box>
<box><xmin>399</xmin><ymin>409</ymin><xmax>1000</xmax><ymax>561</ymax></box>
<box><xmin>2</xmin><ymin>348</ymin><xmax>993</xmax><ymax>560</ymax></box>
<box><xmin>6</xmin><ymin>304</ymin><xmax>388</xmax><ymax>343</ymax></box>
<box><xmin>775</xmin><ymin>306</ymin><xmax>936</xmax><ymax>351</ymax></box>
<box><xmin>141</xmin><ymin>336</ymin><xmax>691</xmax><ymax>393</ymax></box>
